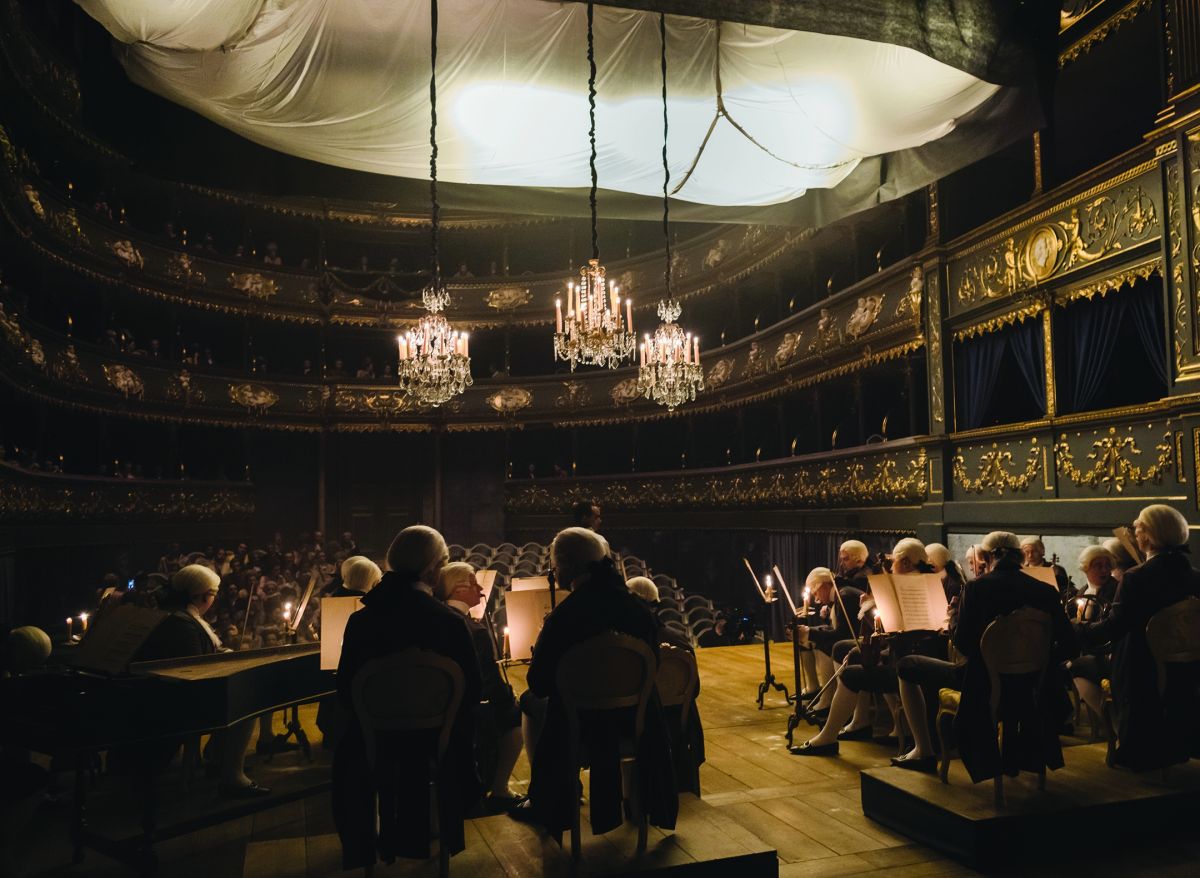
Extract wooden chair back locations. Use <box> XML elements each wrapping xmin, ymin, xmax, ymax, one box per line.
<box><xmin>656</xmin><ymin>645</ymin><xmax>699</xmax><ymax>711</ymax></box>
<box><xmin>556</xmin><ymin>632</ymin><xmax>657</xmax><ymax>745</ymax></box>
<box><xmin>979</xmin><ymin>607</ymin><xmax>1053</xmax><ymax>719</ymax></box>
<box><xmin>1146</xmin><ymin>597</ymin><xmax>1200</xmax><ymax>695</ymax></box>
<box><xmin>350</xmin><ymin>648</ymin><xmax>465</xmax><ymax>769</ymax></box>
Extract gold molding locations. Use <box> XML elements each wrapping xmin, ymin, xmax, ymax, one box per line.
<box><xmin>1053</xmin><ymin>256</ymin><xmax>1163</xmax><ymax>305</ymax></box>
<box><xmin>1054</xmin><ymin>427</ymin><xmax>1175</xmax><ymax>494</ymax></box>
<box><xmin>953</xmin><ymin>301</ymin><xmax>1043</xmax><ymax>341</ymax></box>
<box><xmin>953</xmin><ymin>438</ymin><xmax>1043</xmax><ymax>496</ymax></box>
<box><xmin>1059</xmin><ymin>0</ymin><xmax>1153</xmax><ymax>67</ymax></box>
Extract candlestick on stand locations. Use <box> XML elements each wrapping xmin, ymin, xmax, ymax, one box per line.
<box><xmin>79</xmin><ymin>612</ymin><xmax>89</xmax><ymax>634</ymax></box>
<box><xmin>66</xmin><ymin>617</ymin><xmax>73</xmax><ymax>641</ymax></box>
<box><xmin>742</xmin><ymin>557</ymin><xmax>791</xmax><ymax>710</ymax></box>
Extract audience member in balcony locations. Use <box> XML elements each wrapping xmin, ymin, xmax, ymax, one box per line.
<box><xmin>301</xmin><ymin>358</ymin><xmax>315</xmax><ymax>377</ymax></box>
<box><xmin>1021</xmin><ymin>536</ymin><xmax>1071</xmax><ymax>594</ymax></box>
<box><xmin>571</xmin><ymin>500</ymin><xmax>602</xmax><ymax>532</ymax></box>
<box><xmin>233</xmin><ymin>244</ymin><xmax>246</xmax><ymax>259</ymax></box>
<box><xmin>163</xmin><ymin>221</ymin><xmax>177</xmax><ymax>241</ymax></box>
<box><xmin>380</xmin><ymin>363</ymin><xmax>394</xmax><ymax>380</ymax></box>
<box><xmin>328</xmin><ymin>358</ymin><xmax>347</xmax><ymax>378</ymax></box>
<box><xmin>202</xmin><ymin>348</ymin><xmax>214</xmax><ymax>367</ymax></box>
<box><xmin>92</xmin><ymin>192</ymin><xmax>112</xmax><ymax>220</ymax></box>
<box><xmin>355</xmin><ymin>357</ymin><xmax>376</xmax><ymax>379</ymax></box>
<box><xmin>263</xmin><ymin>242</ymin><xmax>283</xmax><ymax>266</ymax></box>
<box><xmin>1079</xmin><ymin>506</ymin><xmax>1200</xmax><ymax>770</ymax></box>
<box><xmin>333</xmin><ymin>525</ymin><xmax>481</xmax><ymax>867</ymax></box>
<box><xmin>147</xmin><ymin>339</ymin><xmax>161</xmax><ymax>360</ymax></box>
<box><xmin>454</xmin><ymin>263</ymin><xmax>474</xmax><ymax>278</ymax></box>
<box><xmin>200</xmin><ymin>233</ymin><xmax>217</xmax><ymax>253</ymax></box>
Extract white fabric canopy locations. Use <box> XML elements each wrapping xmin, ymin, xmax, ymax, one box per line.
<box><xmin>77</xmin><ymin>0</ymin><xmax>1002</xmax><ymax>208</ymax></box>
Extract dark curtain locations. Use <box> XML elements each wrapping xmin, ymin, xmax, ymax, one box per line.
<box><xmin>765</xmin><ymin>531</ymin><xmax>845</xmax><ymax>642</ymax></box>
<box><xmin>955</xmin><ymin>332</ymin><xmax>1007</xmax><ymax>431</ymax></box>
<box><xmin>1006</xmin><ymin>318</ymin><xmax>1046</xmax><ymax>414</ymax></box>
<box><xmin>1126</xmin><ymin>285</ymin><xmax>1169</xmax><ymax>388</ymax></box>
<box><xmin>1068</xmin><ymin>293</ymin><xmax>1126</xmax><ymax>412</ymax></box>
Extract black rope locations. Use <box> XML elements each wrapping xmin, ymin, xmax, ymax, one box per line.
<box><xmin>660</xmin><ymin>12</ymin><xmax>670</xmax><ymax>300</ymax></box>
<box><xmin>587</xmin><ymin>0</ymin><xmax>598</xmax><ymax>261</ymax></box>
<box><xmin>429</xmin><ymin>0</ymin><xmax>440</xmax><ymax>287</ymax></box>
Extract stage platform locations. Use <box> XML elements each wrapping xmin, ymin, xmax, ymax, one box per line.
<box><xmin>861</xmin><ymin>742</ymin><xmax>1200</xmax><ymax>867</ymax></box>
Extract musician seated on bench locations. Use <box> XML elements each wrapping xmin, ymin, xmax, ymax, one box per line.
<box><xmin>134</xmin><ymin>564</ymin><xmax>269</xmax><ymax>797</ymax></box>
<box><xmin>437</xmin><ymin>562</ymin><xmax>524</xmax><ymax>810</ymax></box>
<box><xmin>792</xmin><ymin>539</ymin><xmax>936</xmax><ymax>756</ymax></box>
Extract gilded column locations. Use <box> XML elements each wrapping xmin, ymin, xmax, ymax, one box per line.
<box><xmin>1041</xmin><ymin>306</ymin><xmax>1056</xmax><ymax>417</ymax></box>
<box><xmin>923</xmin><ymin>263</ymin><xmax>947</xmax><ymax>435</ymax></box>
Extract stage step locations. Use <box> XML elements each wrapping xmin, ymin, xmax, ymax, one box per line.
<box><xmin>860</xmin><ymin>743</ymin><xmax>1200</xmax><ymax>866</ymax></box>
<box><xmin>243</xmin><ymin>792</ymin><xmax>779</xmax><ymax>878</ymax></box>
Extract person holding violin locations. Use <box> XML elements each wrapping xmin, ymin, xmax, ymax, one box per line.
<box><xmin>1069</xmin><ymin>544</ymin><xmax>1120</xmax><ymax>726</ymax></box>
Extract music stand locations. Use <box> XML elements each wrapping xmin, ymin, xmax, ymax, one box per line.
<box><xmin>743</xmin><ymin>558</ymin><xmax>791</xmax><ymax>709</ymax></box>
<box><xmin>771</xmin><ymin>565</ymin><xmax>813</xmax><ymax>745</ymax></box>
<box><xmin>268</xmin><ymin>568</ymin><xmax>320</xmax><ymax>761</ymax></box>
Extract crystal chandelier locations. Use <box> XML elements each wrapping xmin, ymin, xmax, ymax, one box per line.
<box><xmin>638</xmin><ymin>299</ymin><xmax>702</xmax><ymax>410</ymax></box>
<box><xmin>554</xmin><ymin>259</ymin><xmax>635</xmax><ymax>370</ymax></box>
<box><xmin>397</xmin><ymin>0</ymin><xmax>470</xmax><ymax>408</ymax></box>
<box><xmin>639</xmin><ymin>12</ymin><xmax>703</xmax><ymax>410</ymax></box>
<box><xmin>552</xmin><ymin>1</ymin><xmax>635</xmax><ymax>371</ymax></box>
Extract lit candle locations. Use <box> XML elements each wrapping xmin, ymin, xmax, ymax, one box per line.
<box><xmin>764</xmin><ymin>573</ymin><xmax>774</xmax><ymax>603</ymax></box>
<box><xmin>555</xmin><ymin>298</ymin><xmax>563</xmax><ymax>334</ymax></box>
<box><xmin>462</xmin><ymin>332</ymin><xmax>469</xmax><ymax>358</ymax></box>
<box><xmin>873</xmin><ymin>609</ymin><xmax>884</xmax><ymax>634</ymax></box>
<box><xmin>640</xmin><ymin>342</ymin><xmax>646</xmax><ymax>366</ymax></box>
<box><xmin>626</xmin><ymin>298</ymin><xmax>633</xmax><ymax>333</ymax></box>
<box><xmin>610</xmin><ymin>285</ymin><xmax>619</xmax><ymax>318</ymax></box>
<box><xmin>67</xmin><ymin>314</ymin><xmax>73</xmax><ymax>337</ymax></box>
<box><xmin>684</xmin><ymin>333</ymin><xmax>692</xmax><ymax>364</ymax></box>
<box><xmin>1076</xmin><ymin>598</ymin><xmax>1086</xmax><ymax>622</ymax></box>
<box><xmin>802</xmin><ymin>588</ymin><xmax>810</xmax><ymax>617</ymax></box>
<box><xmin>502</xmin><ymin>625</ymin><xmax>510</xmax><ymax>660</ymax></box>
<box><xmin>79</xmin><ymin>612</ymin><xmax>89</xmax><ymax>634</ymax></box>
<box><xmin>693</xmin><ymin>336</ymin><xmax>700</xmax><ymax>364</ymax></box>
<box><xmin>66</xmin><ymin>617</ymin><xmax>73</xmax><ymax>639</ymax></box>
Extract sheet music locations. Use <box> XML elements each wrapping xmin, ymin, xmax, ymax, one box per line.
<box><xmin>868</xmin><ymin>574</ymin><xmax>947</xmax><ymax>633</ymax></box>
<box><xmin>319</xmin><ymin>596</ymin><xmax>363</xmax><ymax>670</ymax></box>
<box><xmin>505</xmin><ymin>587</ymin><xmax>556</xmax><ymax>661</ymax></box>
<box><xmin>510</xmin><ymin>576</ymin><xmax>550</xmax><ymax>592</ymax></box>
<box><xmin>1021</xmin><ymin>566</ymin><xmax>1059</xmax><ymax>589</ymax></box>
<box><xmin>70</xmin><ymin>606</ymin><xmax>168</xmax><ymax>676</ymax></box>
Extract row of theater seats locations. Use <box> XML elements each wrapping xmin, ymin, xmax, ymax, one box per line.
<box><xmin>447</xmin><ymin>542</ymin><xmax>717</xmax><ymax>648</ymax></box>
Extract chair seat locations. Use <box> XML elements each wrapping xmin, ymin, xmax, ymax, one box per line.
<box><xmin>938</xmin><ymin>688</ymin><xmax>961</xmax><ymax>712</ymax></box>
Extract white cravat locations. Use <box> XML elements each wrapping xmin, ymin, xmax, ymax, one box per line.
<box><xmin>187</xmin><ymin>604</ymin><xmax>224</xmax><ymax>651</ymax></box>
<box><xmin>446</xmin><ymin>599</ymin><xmax>471</xmax><ymax>616</ymax></box>
<box><xmin>414</xmin><ymin>582</ymin><xmax>434</xmax><ymax>596</ymax></box>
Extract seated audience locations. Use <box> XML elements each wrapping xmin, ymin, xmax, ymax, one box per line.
<box><xmin>512</xmin><ymin>527</ymin><xmax>677</xmax><ymax>836</ymax></box>
<box><xmin>437</xmin><ymin>562</ymin><xmax>524</xmax><ymax>809</ymax></box>
<box><xmin>134</xmin><ymin>565</ymin><xmax>268</xmax><ymax>797</ymax></box>
<box><xmin>952</xmin><ymin>532</ymin><xmax>1077</xmax><ymax>783</ymax></box>
<box><xmin>1079</xmin><ymin>505</ymin><xmax>1200</xmax><ymax>770</ymax></box>
<box><xmin>333</xmin><ymin>526</ymin><xmax>481</xmax><ymax>868</ymax></box>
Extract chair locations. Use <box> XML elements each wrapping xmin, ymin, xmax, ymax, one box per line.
<box><xmin>682</xmin><ymin>595</ymin><xmax>713</xmax><ymax>613</ymax></box>
<box><xmin>350</xmin><ymin>649</ymin><xmax>465</xmax><ymax>878</ymax></box>
<box><xmin>656</xmin><ymin>645</ymin><xmax>701</xmax><ymax>795</ymax></box>
<box><xmin>651</xmin><ymin>573</ymin><xmax>677</xmax><ymax>592</ymax></box>
<box><xmin>690</xmin><ymin>620</ymin><xmax>714</xmax><ymax>642</ymax></box>
<box><xmin>656</xmin><ymin>608</ymin><xmax>685</xmax><ymax>625</ymax></box>
<box><xmin>979</xmin><ymin>607</ymin><xmax>1053</xmax><ymax>806</ymax></box>
<box><xmin>495</xmin><ymin>542</ymin><xmax>518</xmax><ymax>555</ymax></box>
<box><xmin>686</xmin><ymin>606</ymin><xmax>715</xmax><ymax>625</ymax></box>
<box><xmin>447</xmin><ymin>544</ymin><xmax>467</xmax><ymax>561</ymax></box>
<box><xmin>556</xmin><ymin>633</ymin><xmax>657</xmax><ymax>860</ymax></box>
<box><xmin>657</xmin><ymin>598</ymin><xmax>681</xmax><ymax>613</ymax></box>
<box><xmin>1145</xmin><ymin>597</ymin><xmax>1200</xmax><ymax>774</ymax></box>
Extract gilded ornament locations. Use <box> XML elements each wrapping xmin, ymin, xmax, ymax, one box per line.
<box><xmin>0</xmin><ymin>303</ymin><xmax>23</xmax><ymax>348</ymax></box>
<box><xmin>487</xmin><ymin>386</ymin><xmax>533</xmax><ymax>414</ymax></box>
<box><xmin>228</xmin><ymin>382</ymin><xmax>279</xmax><ymax>412</ymax></box>
<box><xmin>773</xmin><ymin>332</ymin><xmax>802</xmax><ymax>369</ymax></box>
<box><xmin>165</xmin><ymin>370</ymin><xmax>205</xmax><ymax>405</ymax></box>
<box><xmin>21</xmin><ymin>183</ymin><xmax>45</xmax><ymax>219</ymax></box>
<box><xmin>611</xmin><ymin>378</ymin><xmax>640</xmax><ymax>406</ymax></box>
<box><xmin>1167</xmin><ymin>159</ymin><xmax>1188</xmax><ymax>372</ymax></box>
<box><xmin>47</xmin><ymin>208</ymin><xmax>89</xmax><ymax>246</ymax></box>
<box><xmin>228</xmin><ymin>272</ymin><xmax>279</xmax><ymax>300</ymax></box>
<box><xmin>50</xmin><ymin>344</ymin><xmax>88</xmax><ymax>384</ymax></box>
<box><xmin>742</xmin><ymin>342</ymin><xmax>769</xmax><ymax>378</ymax></box>
<box><xmin>953</xmin><ymin>439</ymin><xmax>1042</xmax><ymax>496</ymax></box>
<box><xmin>705</xmin><ymin>357</ymin><xmax>735</xmax><ymax>389</ymax></box>
<box><xmin>102</xmin><ymin>363</ymin><xmax>145</xmax><ymax>399</ymax></box>
<box><xmin>165</xmin><ymin>252</ymin><xmax>207</xmax><ymax>285</ymax></box>
<box><xmin>107</xmin><ymin>239</ymin><xmax>144</xmax><ymax>269</ymax></box>
<box><xmin>333</xmin><ymin>389</ymin><xmax>410</xmax><ymax>415</ymax></box>
<box><xmin>808</xmin><ymin>308</ymin><xmax>841</xmax><ymax>352</ymax></box>
<box><xmin>1054</xmin><ymin>427</ymin><xmax>1174</xmax><ymax>494</ymax></box>
<box><xmin>301</xmin><ymin>385</ymin><xmax>332</xmax><ymax>413</ymax></box>
<box><xmin>555</xmin><ymin>380</ymin><xmax>591</xmax><ymax>408</ymax></box>
<box><xmin>1059</xmin><ymin>0</ymin><xmax>1152</xmax><ymax>67</ymax></box>
<box><xmin>25</xmin><ymin>337</ymin><xmax>45</xmax><ymax>369</ymax></box>
<box><xmin>845</xmin><ymin>294</ymin><xmax>885</xmax><ymax>339</ymax></box>
<box><xmin>955</xmin><ymin>185</ymin><xmax>1158</xmax><ymax>305</ymax></box>
<box><xmin>485</xmin><ymin>286</ymin><xmax>532</xmax><ymax>310</ymax></box>
<box><xmin>894</xmin><ymin>266</ymin><xmax>922</xmax><ymax>319</ymax></box>
<box><xmin>954</xmin><ymin>303</ymin><xmax>1043</xmax><ymax>342</ymax></box>
<box><xmin>1054</xmin><ymin>258</ymin><xmax>1162</xmax><ymax>306</ymax></box>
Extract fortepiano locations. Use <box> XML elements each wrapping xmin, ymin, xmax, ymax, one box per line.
<box><xmin>4</xmin><ymin>643</ymin><xmax>334</xmax><ymax>875</ymax></box>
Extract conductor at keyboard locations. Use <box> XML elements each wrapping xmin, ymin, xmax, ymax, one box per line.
<box><xmin>132</xmin><ymin>564</ymin><xmax>269</xmax><ymax>797</ymax></box>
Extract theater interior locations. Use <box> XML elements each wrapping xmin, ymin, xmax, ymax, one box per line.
<box><xmin>2</xmin><ymin>1</ymin><xmax>1200</xmax><ymax>877</ymax></box>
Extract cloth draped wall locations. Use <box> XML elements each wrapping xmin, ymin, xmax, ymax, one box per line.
<box><xmin>955</xmin><ymin>317</ymin><xmax>1046</xmax><ymax>431</ymax></box>
<box><xmin>75</xmin><ymin>0</ymin><xmax>1040</xmax><ymax>223</ymax></box>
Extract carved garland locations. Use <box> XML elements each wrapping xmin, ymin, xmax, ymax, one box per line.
<box><xmin>953</xmin><ymin>439</ymin><xmax>1043</xmax><ymax>496</ymax></box>
<box><xmin>1053</xmin><ymin>257</ymin><xmax>1162</xmax><ymax>306</ymax></box>
<box><xmin>1059</xmin><ymin>0</ymin><xmax>1153</xmax><ymax>67</ymax></box>
<box><xmin>1054</xmin><ymin>427</ymin><xmax>1174</xmax><ymax>494</ymax></box>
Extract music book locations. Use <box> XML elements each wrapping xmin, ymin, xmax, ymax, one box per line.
<box><xmin>70</xmin><ymin>605</ymin><xmax>167</xmax><ymax>676</ymax></box>
<box><xmin>510</xmin><ymin>575</ymin><xmax>549</xmax><ymax>591</ymax></box>
<box><xmin>320</xmin><ymin>595</ymin><xmax>363</xmax><ymax>670</ymax></box>
<box><xmin>470</xmin><ymin>569</ymin><xmax>498</xmax><ymax>622</ymax></box>
<box><xmin>867</xmin><ymin>573</ymin><xmax>948</xmax><ymax>633</ymax></box>
<box><xmin>505</xmin><ymin>586</ymin><xmax>557</xmax><ymax>661</ymax></box>
<box><xmin>1021</xmin><ymin>565</ymin><xmax>1059</xmax><ymax>589</ymax></box>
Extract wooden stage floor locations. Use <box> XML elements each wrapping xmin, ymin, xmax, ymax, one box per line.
<box><xmin>12</xmin><ymin>643</ymin><xmax>1200</xmax><ymax>878</ymax></box>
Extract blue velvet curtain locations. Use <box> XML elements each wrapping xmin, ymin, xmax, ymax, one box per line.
<box><xmin>1006</xmin><ymin>317</ymin><xmax>1046</xmax><ymax>414</ymax></box>
<box><xmin>955</xmin><ymin>331</ymin><xmax>1007</xmax><ymax>431</ymax></box>
<box><xmin>1068</xmin><ymin>293</ymin><xmax>1127</xmax><ymax>413</ymax></box>
<box><xmin>1126</xmin><ymin>284</ymin><xmax>1169</xmax><ymax>387</ymax></box>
